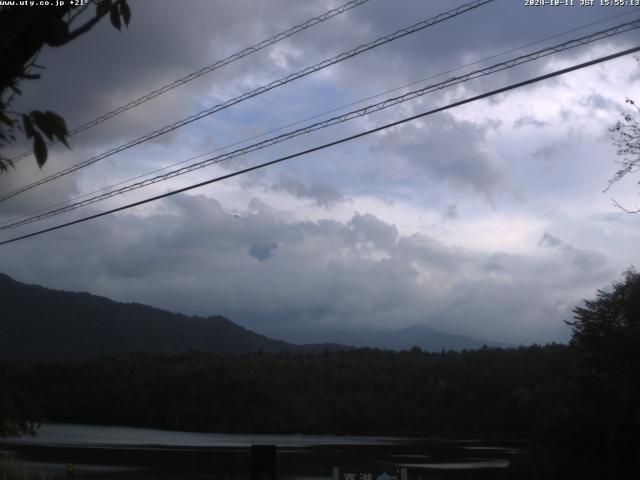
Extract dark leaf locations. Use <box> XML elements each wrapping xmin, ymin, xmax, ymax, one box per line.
<box><xmin>110</xmin><ymin>5</ymin><xmax>121</xmax><ymax>31</ymax></box>
<box><xmin>120</xmin><ymin>0</ymin><xmax>131</xmax><ymax>27</ymax></box>
<box><xmin>44</xmin><ymin>18</ymin><xmax>70</xmax><ymax>46</ymax></box>
<box><xmin>30</xmin><ymin>111</ymin><xmax>55</xmax><ymax>141</ymax></box>
<box><xmin>31</xmin><ymin>111</ymin><xmax>69</xmax><ymax>148</ymax></box>
<box><xmin>96</xmin><ymin>0</ymin><xmax>111</xmax><ymax>16</ymax></box>
<box><xmin>33</xmin><ymin>131</ymin><xmax>47</xmax><ymax>168</ymax></box>
<box><xmin>43</xmin><ymin>110</ymin><xmax>70</xmax><ymax>148</ymax></box>
<box><xmin>22</xmin><ymin>115</ymin><xmax>35</xmax><ymax>139</ymax></box>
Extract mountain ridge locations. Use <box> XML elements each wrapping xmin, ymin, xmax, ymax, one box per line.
<box><xmin>268</xmin><ymin>323</ymin><xmax>511</xmax><ymax>351</ymax></box>
<box><xmin>0</xmin><ymin>273</ymin><xmax>306</xmax><ymax>360</ymax></box>
<box><xmin>0</xmin><ymin>273</ymin><xmax>506</xmax><ymax>359</ymax></box>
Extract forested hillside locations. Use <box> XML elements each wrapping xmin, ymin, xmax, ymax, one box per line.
<box><xmin>0</xmin><ymin>273</ymin><xmax>505</xmax><ymax>357</ymax></box>
<box><xmin>0</xmin><ymin>273</ymin><xmax>301</xmax><ymax>359</ymax></box>
<box><xmin>0</xmin><ymin>345</ymin><xmax>574</xmax><ymax>436</ymax></box>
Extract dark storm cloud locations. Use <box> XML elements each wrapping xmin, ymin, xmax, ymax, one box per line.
<box><xmin>537</xmin><ymin>231</ymin><xmax>611</xmax><ymax>283</ymax></box>
<box><xmin>346</xmin><ymin>212</ymin><xmax>398</xmax><ymax>250</ymax></box>
<box><xmin>271</xmin><ymin>175</ymin><xmax>345</xmax><ymax>207</ymax></box>
<box><xmin>4</xmin><ymin>0</ymin><xmax>633</xmax><ymax>208</ymax></box>
<box><xmin>514</xmin><ymin>115</ymin><xmax>549</xmax><ymax>129</ymax></box>
<box><xmin>8</xmin><ymin>0</ymin><xmax>337</xmax><ymax>152</ymax></box>
<box><xmin>371</xmin><ymin>113</ymin><xmax>504</xmax><ymax>196</ymax></box>
<box><xmin>12</xmin><ymin>0</ymin><xmax>632</xmax><ymax>153</ymax></box>
<box><xmin>0</xmin><ymin>152</ymin><xmax>80</xmax><ymax>216</ymax></box>
<box><xmin>538</xmin><ymin>231</ymin><xmax>564</xmax><ymax>248</ymax></box>
<box><xmin>249</xmin><ymin>242</ymin><xmax>279</xmax><ymax>261</ymax></box>
<box><xmin>316</xmin><ymin>0</ymin><xmax>639</xmax><ymax>96</ymax></box>
<box><xmin>0</xmin><ymin>194</ymin><xmax>617</xmax><ymax>343</ymax></box>
<box><xmin>443</xmin><ymin>204</ymin><xmax>459</xmax><ymax>220</ymax></box>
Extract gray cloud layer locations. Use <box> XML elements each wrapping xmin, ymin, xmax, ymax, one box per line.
<box><xmin>0</xmin><ymin>195</ymin><xmax>618</xmax><ymax>343</ymax></box>
<box><xmin>1</xmin><ymin>0</ymin><xmax>638</xmax><ymax>345</ymax></box>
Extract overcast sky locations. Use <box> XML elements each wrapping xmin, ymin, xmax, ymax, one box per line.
<box><xmin>1</xmin><ymin>0</ymin><xmax>639</xmax><ymax>344</ymax></box>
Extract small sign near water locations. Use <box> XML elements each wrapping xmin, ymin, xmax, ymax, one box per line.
<box><xmin>332</xmin><ymin>467</ymin><xmax>408</xmax><ymax>480</ymax></box>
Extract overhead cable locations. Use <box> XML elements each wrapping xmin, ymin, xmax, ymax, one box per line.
<box><xmin>8</xmin><ymin>0</ymin><xmax>374</xmax><ymax>164</ymax></box>
<box><xmin>3</xmin><ymin>18</ymin><xmax>638</xmax><ymax>230</ymax></box>
<box><xmin>1</xmin><ymin>44</ymin><xmax>638</xmax><ymax>247</ymax></box>
<box><xmin>3</xmin><ymin>6</ymin><xmax>634</xmax><ymax>229</ymax></box>
<box><xmin>0</xmin><ymin>0</ymin><xmax>495</xmax><ymax>202</ymax></box>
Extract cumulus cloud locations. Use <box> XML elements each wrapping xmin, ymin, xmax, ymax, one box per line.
<box><xmin>249</xmin><ymin>242</ymin><xmax>279</xmax><ymax>261</ymax></box>
<box><xmin>443</xmin><ymin>204</ymin><xmax>459</xmax><ymax>220</ymax></box>
<box><xmin>0</xmin><ymin>194</ymin><xmax>619</xmax><ymax>344</ymax></box>
<box><xmin>270</xmin><ymin>175</ymin><xmax>345</xmax><ymax>207</ymax></box>
<box><xmin>538</xmin><ymin>231</ymin><xmax>564</xmax><ymax>248</ymax></box>
<box><xmin>530</xmin><ymin>143</ymin><xmax>566</xmax><ymax>162</ymax></box>
<box><xmin>371</xmin><ymin>114</ymin><xmax>504</xmax><ymax>197</ymax></box>
<box><xmin>514</xmin><ymin>115</ymin><xmax>549</xmax><ymax>129</ymax></box>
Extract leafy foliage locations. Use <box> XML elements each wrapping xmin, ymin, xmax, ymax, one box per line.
<box><xmin>0</xmin><ymin>384</ymin><xmax>41</xmax><ymax>438</ymax></box>
<box><xmin>0</xmin><ymin>0</ymin><xmax>131</xmax><ymax>172</ymax></box>
<box><xmin>23</xmin><ymin>111</ymin><xmax>70</xmax><ymax>167</ymax></box>
<box><xmin>0</xmin><ymin>0</ymin><xmax>131</xmax><ymax>436</ymax></box>
<box><xmin>609</xmin><ymin>99</ymin><xmax>640</xmax><ymax>198</ymax></box>
<box><xmin>607</xmin><ymin>57</ymin><xmax>640</xmax><ymax>212</ymax></box>
<box><xmin>508</xmin><ymin>269</ymin><xmax>640</xmax><ymax>479</ymax></box>
<box><xmin>565</xmin><ymin>269</ymin><xmax>640</xmax><ymax>476</ymax></box>
<box><xmin>0</xmin><ymin>461</ymin><xmax>48</xmax><ymax>480</ymax></box>
<box><xmin>570</xmin><ymin>268</ymin><xmax>640</xmax><ymax>365</ymax></box>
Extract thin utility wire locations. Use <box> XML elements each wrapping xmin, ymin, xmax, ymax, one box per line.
<box><xmin>3</xmin><ymin>18</ymin><xmax>638</xmax><ymax>230</ymax></box>
<box><xmin>3</xmin><ymin>7</ymin><xmax>634</xmax><ymax>229</ymax></box>
<box><xmin>0</xmin><ymin>0</ymin><xmax>495</xmax><ymax>203</ymax></box>
<box><xmin>8</xmin><ymin>0</ymin><xmax>374</xmax><ymax>164</ymax></box>
<box><xmin>1</xmin><ymin>45</ymin><xmax>637</xmax><ymax>247</ymax></box>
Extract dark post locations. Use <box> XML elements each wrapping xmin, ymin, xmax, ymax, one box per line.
<box><xmin>251</xmin><ymin>444</ymin><xmax>276</xmax><ymax>480</ymax></box>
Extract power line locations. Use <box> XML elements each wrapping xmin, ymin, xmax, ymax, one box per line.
<box><xmin>3</xmin><ymin>7</ymin><xmax>634</xmax><ymax>230</ymax></box>
<box><xmin>5</xmin><ymin>18</ymin><xmax>636</xmax><ymax>228</ymax></box>
<box><xmin>1</xmin><ymin>44</ymin><xmax>637</xmax><ymax>247</ymax></box>
<box><xmin>8</xmin><ymin>0</ymin><xmax>374</xmax><ymax>164</ymax></box>
<box><xmin>0</xmin><ymin>0</ymin><xmax>495</xmax><ymax>203</ymax></box>
<box><xmin>3</xmin><ymin>18</ymin><xmax>638</xmax><ymax>230</ymax></box>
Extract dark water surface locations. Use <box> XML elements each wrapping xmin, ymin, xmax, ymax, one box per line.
<box><xmin>0</xmin><ymin>424</ymin><xmax>526</xmax><ymax>479</ymax></box>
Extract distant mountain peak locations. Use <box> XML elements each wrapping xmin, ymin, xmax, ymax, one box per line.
<box><xmin>268</xmin><ymin>323</ymin><xmax>509</xmax><ymax>352</ymax></box>
<box><xmin>0</xmin><ymin>273</ymin><xmax>508</xmax><ymax>359</ymax></box>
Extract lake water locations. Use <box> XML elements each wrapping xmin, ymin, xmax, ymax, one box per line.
<box><xmin>0</xmin><ymin>424</ymin><xmax>525</xmax><ymax>479</ymax></box>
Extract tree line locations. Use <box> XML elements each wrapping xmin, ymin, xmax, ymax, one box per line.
<box><xmin>0</xmin><ymin>344</ymin><xmax>574</xmax><ymax>437</ymax></box>
<box><xmin>1</xmin><ymin>269</ymin><xmax>638</xmax><ymax>479</ymax></box>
